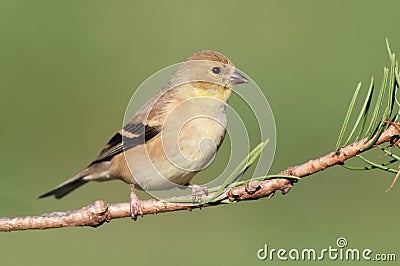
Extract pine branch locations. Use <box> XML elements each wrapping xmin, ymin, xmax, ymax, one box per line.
<box><xmin>0</xmin><ymin>124</ymin><xmax>397</xmax><ymax>232</ymax></box>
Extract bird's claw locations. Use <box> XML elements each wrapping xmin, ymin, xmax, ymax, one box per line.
<box><xmin>189</xmin><ymin>184</ymin><xmax>208</xmax><ymax>206</ymax></box>
<box><xmin>130</xmin><ymin>186</ymin><xmax>143</xmax><ymax>221</ymax></box>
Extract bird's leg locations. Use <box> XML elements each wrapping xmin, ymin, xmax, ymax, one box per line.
<box><xmin>188</xmin><ymin>184</ymin><xmax>209</xmax><ymax>206</ymax></box>
<box><xmin>130</xmin><ymin>184</ymin><xmax>143</xmax><ymax>220</ymax></box>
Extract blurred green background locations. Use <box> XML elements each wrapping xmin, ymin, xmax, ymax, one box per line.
<box><xmin>1</xmin><ymin>0</ymin><xmax>400</xmax><ymax>265</ymax></box>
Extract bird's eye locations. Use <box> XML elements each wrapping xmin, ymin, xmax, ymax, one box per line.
<box><xmin>212</xmin><ymin>66</ymin><xmax>221</xmax><ymax>74</ymax></box>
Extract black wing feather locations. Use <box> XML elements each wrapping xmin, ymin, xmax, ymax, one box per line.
<box><xmin>89</xmin><ymin>123</ymin><xmax>160</xmax><ymax>165</ymax></box>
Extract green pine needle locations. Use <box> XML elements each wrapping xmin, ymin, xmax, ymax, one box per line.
<box><xmin>335</xmin><ymin>82</ymin><xmax>362</xmax><ymax>150</ymax></box>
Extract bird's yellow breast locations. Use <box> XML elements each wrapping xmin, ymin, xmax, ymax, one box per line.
<box><xmin>182</xmin><ymin>82</ymin><xmax>232</xmax><ymax>102</ymax></box>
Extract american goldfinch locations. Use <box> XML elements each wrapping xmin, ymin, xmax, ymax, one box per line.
<box><xmin>39</xmin><ymin>50</ymin><xmax>248</xmax><ymax>220</ymax></box>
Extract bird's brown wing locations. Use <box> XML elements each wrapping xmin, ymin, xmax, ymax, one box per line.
<box><xmin>89</xmin><ymin>122</ymin><xmax>160</xmax><ymax>165</ymax></box>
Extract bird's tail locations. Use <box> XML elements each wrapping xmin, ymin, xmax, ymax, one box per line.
<box><xmin>38</xmin><ymin>170</ymin><xmax>90</xmax><ymax>199</ymax></box>
<box><xmin>39</xmin><ymin>162</ymin><xmax>111</xmax><ymax>199</ymax></box>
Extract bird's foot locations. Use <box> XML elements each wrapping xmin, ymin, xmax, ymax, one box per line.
<box><xmin>188</xmin><ymin>184</ymin><xmax>208</xmax><ymax>206</ymax></box>
<box><xmin>130</xmin><ymin>184</ymin><xmax>143</xmax><ymax>221</ymax></box>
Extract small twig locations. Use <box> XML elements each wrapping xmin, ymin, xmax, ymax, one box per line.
<box><xmin>378</xmin><ymin>120</ymin><xmax>400</xmax><ymax>191</ymax></box>
<box><xmin>386</xmin><ymin>166</ymin><xmax>400</xmax><ymax>192</ymax></box>
<box><xmin>0</xmin><ymin>125</ymin><xmax>398</xmax><ymax>232</ymax></box>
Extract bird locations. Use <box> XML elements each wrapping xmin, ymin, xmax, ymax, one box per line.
<box><xmin>39</xmin><ymin>50</ymin><xmax>248</xmax><ymax>220</ymax></box>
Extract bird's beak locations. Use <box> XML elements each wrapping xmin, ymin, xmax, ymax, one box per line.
<box><xmin>229</xmin><ymin>70</ymin><xmax>249</xmax><ymax>85</ymax></box>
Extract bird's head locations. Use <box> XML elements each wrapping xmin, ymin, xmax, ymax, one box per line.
<box><xmin>183</xmin><ymin>50</ymin><xmax>248</xmax><ymax>90</ymax></box>
<box><xmin>165</xmin><ymin>50</ymin><xmax>248</xmax><ymax>102</ymax></box>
